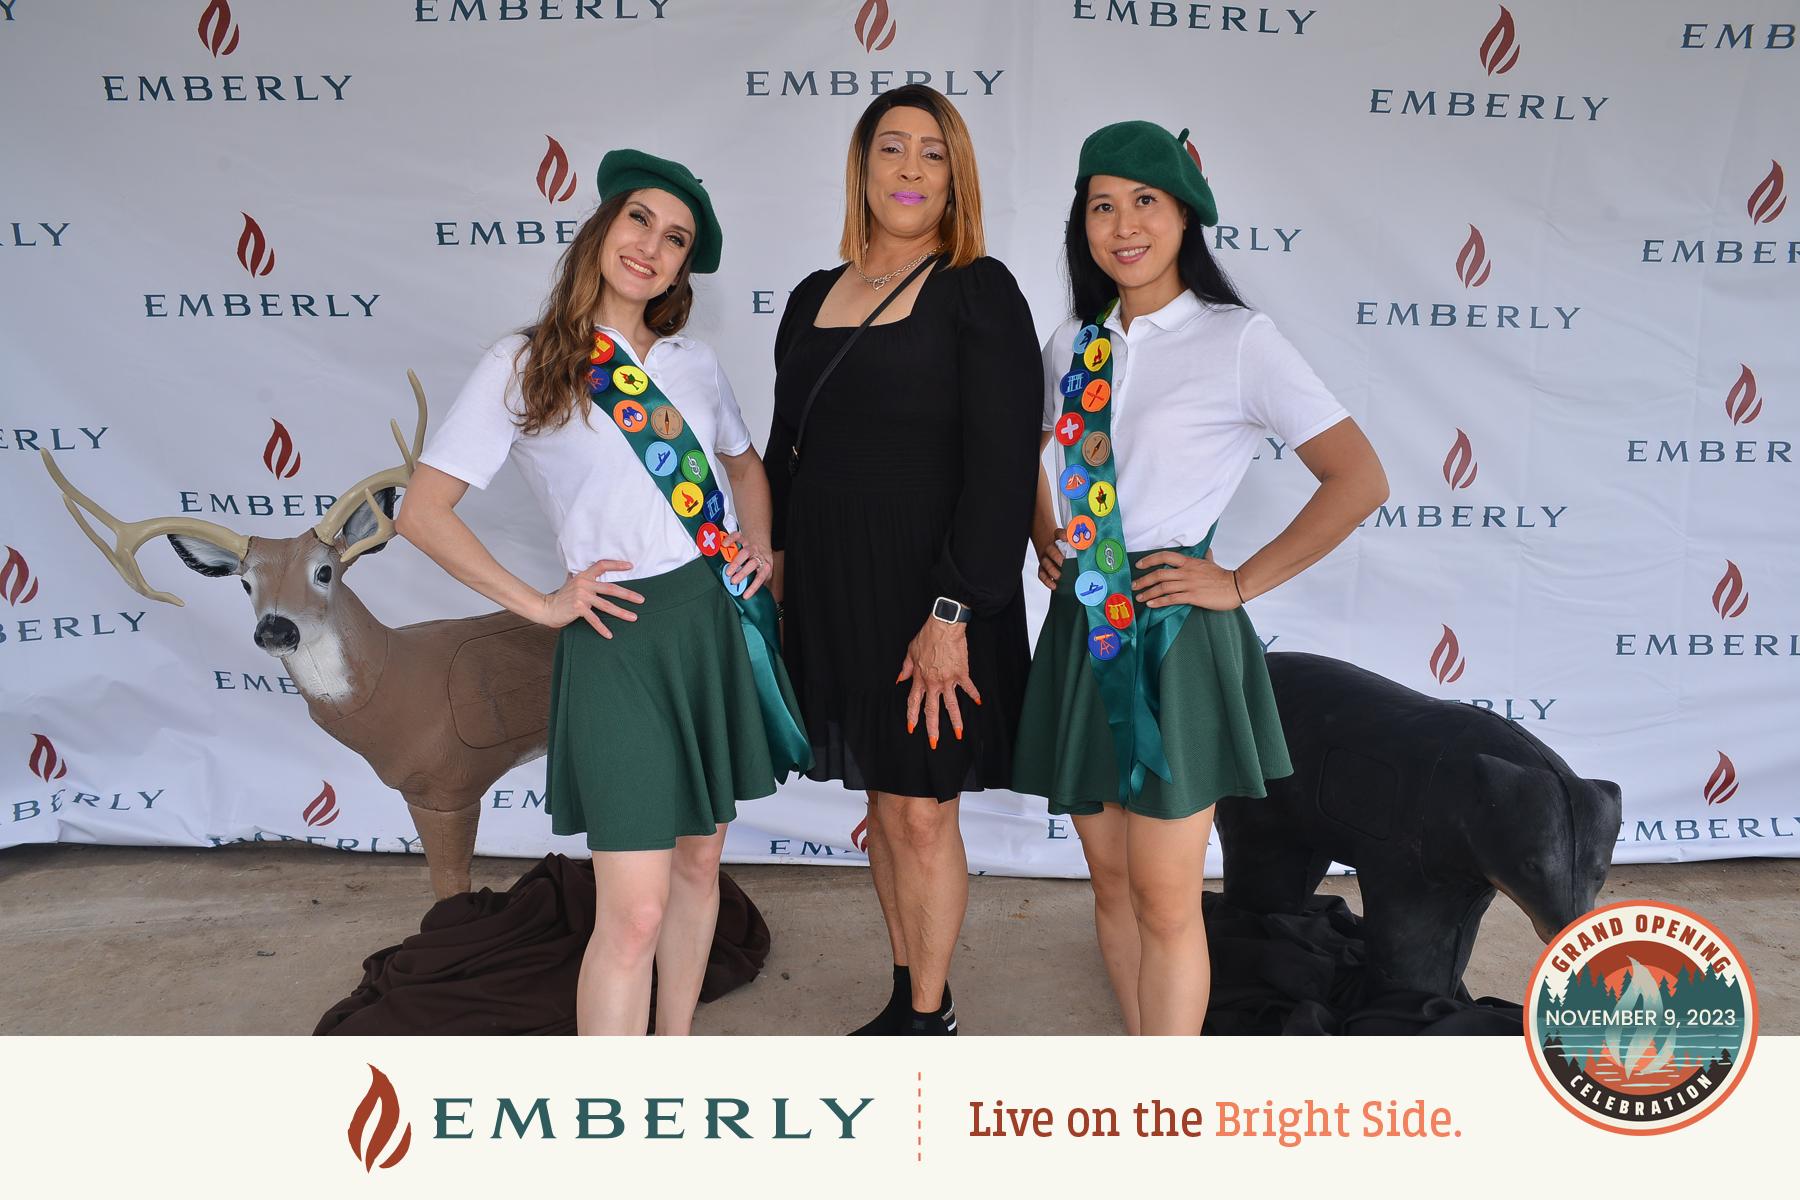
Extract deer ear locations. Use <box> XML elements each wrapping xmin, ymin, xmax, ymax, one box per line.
<box><xmin>336</xmin><ymin>486</ymin><xmax>400</xmax><ymax>558</ymax></box>
<box><xmin>166</xmin><ymin>532</ymin><xmax>244</xmax><ymax>578</ymax></box>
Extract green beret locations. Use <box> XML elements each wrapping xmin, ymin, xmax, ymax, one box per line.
<box><xmin>1076</xmin><ymin>121</ymin><xmax>1218</xmax><ymax>228</ymax></box>
<box><xmin>594</xmin><ymin>148</ymin><xmax>722</xmax><ymax>274</ymax></box>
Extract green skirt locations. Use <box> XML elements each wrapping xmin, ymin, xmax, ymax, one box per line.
<box><xmin>545</xmin><ymin>557</ymin><xmax>806</xmax><ymax>851</ymax></box>
<box><xmin>1012</xmin><ymin>555</ymin><xmax>1293</xmax><ymax>820</ymax></box>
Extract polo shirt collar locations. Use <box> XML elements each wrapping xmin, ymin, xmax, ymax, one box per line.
<box><xmin>1103</xmin><ymin>288</ymin><xmax>1204</xmax><ymax>337</ymax></box>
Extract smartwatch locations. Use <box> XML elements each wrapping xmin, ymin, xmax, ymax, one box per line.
<box><xmin>931</xmin><ymin>596</ymin><xmax>972</xmax><ymax>625</ymax></box>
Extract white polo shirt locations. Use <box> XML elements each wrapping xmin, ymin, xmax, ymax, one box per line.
<box><xmin>420</xmin><ymin>329</ymin><xmax>754</xmax><ymax>583</ymax></box>
<box><xmin>1040</xmin><ymin>291</ymin><xmax>1349</xmax><ymax>551</ymax></box>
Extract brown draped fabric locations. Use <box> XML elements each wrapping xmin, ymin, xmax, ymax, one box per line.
<box><xmin>315</xmin><ymin>854</ymin><xmax>768</xmax><ymax>1035</ymax></box>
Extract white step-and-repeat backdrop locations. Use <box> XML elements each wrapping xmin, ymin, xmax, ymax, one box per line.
<box><xmin>3</xmin><ymin>1</ymin><xmax>1795</xmax><ymax>877</ymax></box>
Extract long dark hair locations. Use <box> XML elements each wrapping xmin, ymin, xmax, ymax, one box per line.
<box><xmin>514</xmin><ymin>191</ymin><xmax>696</xmax><ymax>436</ymax></box>
<box><xmin>1064</xmin><ymin>178</ymin><xmax>1247</xmax><ymax>322</ymax></box>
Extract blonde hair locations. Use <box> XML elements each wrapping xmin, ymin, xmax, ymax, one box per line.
<box><xmin>838</xmin><ymin>85</ymin><xmax>985</xmax><ymax>271</ymax></box>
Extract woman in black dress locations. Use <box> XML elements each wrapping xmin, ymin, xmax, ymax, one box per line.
<box><xmin>765</xmin><ymin>85</ymin><xmax>1042</xmax><ymax>1035</ymax></box>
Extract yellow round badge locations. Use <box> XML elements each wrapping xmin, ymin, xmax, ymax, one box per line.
<box><xmin>613</xmin><ymin>364</ymin><xmax>650</xmax><ymax>396</ymax></box>
<box><xmin>1088</xmin><ymin>480</ymin><xmax>1116</xmax><ymax>518</ymax></box>
<box><xmin>670</xmin><ymin>481</ymin><xmax>705</xmax><ymax>518</ymax></box>
<box><xmin>1082</xmin><ymin>337</ymin><xmax>1111</xmax><ymax>372</ymax></box>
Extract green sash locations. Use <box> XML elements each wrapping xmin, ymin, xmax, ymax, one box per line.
<box><xmin>1054</xmin><ymin>304</ymin><xmax>1214</xmax><ymax>802</ymax></box>
<box><xmin>587</xmin><ymin>328</ymin><xmax>812</xmax><ymax>780</ymax></box>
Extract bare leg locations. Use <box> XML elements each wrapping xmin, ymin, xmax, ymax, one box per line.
<box><xmin>578</xmin><ymin>849</ymin><xmax>673</xmax><ymax>1035</ymax></box>
<box><xmin>1073</xmin><ymin>806</ymin><xmax>1140</xmax><ymax>1035</ymax></box>
<box><xmin>874</xmin><ymin>792</ymin><xmax>968</xmax><ymax>1015</ymax></box>
<box><xmin>1125</xmin><ymin>806</ymin><xmax>1215</xmax><ymax>1036</ymax></box>
<box><xmin>863</xmin><ymin>792</ymin><xmax>909</xmax><ymax>968</ymax></box>
<box><xmin>653</xmin><ymin>826</ymin><xmax>727</xmax><ymax>1036</ymax></box>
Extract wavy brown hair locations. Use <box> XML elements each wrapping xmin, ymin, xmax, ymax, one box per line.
<box><xmin>514</xmin><ymin>191</ymin><xmax>696</xmax><ymax>436</ymax></box>
<box><xmin>838</xmin><ymin>84</ymin><xmax>984</xmax><ymax>271</ymax></box>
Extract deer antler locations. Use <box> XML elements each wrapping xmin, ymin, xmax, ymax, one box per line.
<box><xmin>39</xmin><ymin>451</ymin><xmax>251</xmax><ymax>607</ymax></box>
<box><xmin>312</xmin><ymin>370</ymin><xmax>429</xmax><ymax>565</ymax></box>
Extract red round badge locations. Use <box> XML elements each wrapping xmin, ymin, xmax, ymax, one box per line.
<box><xmin>591</xmin><ymin>332</ymin><xmax>615</xmax><ymax>364</ymax></box>
<box><xmin>1104</xmin><ymin>593</ymin><xmax>1134</xmax><ymax>629</ymax></box>
<box><xmin>695</xmin><ymin>522</ymin><xmax>723</xmax><ymax>557</ymax></box>
<box><xmin>1054</xmin><ymin>411</ymin><xmax>1086</xmax><ymax>447</ymax></box>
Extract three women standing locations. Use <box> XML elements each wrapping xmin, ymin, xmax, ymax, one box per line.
<box><xmin>764</xmin><ymin>86</ymin><xmax>1044</xmax><ymax>1035</ymax></box>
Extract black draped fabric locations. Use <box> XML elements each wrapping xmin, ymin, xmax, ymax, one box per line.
<box><xmin>765</xmin><ymin>258</ymin><xmax>1043</xmax><ymax>801</ymax></box>
<box><xmin>1201</xmin><ymin>892</ymin><xmax>1524</xmax><ymax>1036</ymax></box>
<box><xmin>314</xmin><ymin>855</ymin><xmax>768</xmax><ymax>1035</ymax></box>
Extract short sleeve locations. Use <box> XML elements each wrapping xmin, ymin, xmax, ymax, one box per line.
<box><xmin>711</xmin><ymin>354</ymin><xmax>752</xmax><ymax>456</ymax></box>
<box><xmin>418</xmin><ymin>337</ymin><xmax>526</xmax><ymax>489</ymax></box>
<box><xmin>1237</xmin><ymin>314</ymin><xmax>1349</xmax><ymax>449</ymax></box>
<box><xmin>1039</xmin><ymin>319</ymin><xmax>1079</xmax><ymax>433</ymax></box>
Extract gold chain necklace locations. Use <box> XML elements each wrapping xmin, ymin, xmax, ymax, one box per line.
<box><xmin>855</xmin><ymin>246</ymin><xmax>936</xmax><ymax>292</ymax></box>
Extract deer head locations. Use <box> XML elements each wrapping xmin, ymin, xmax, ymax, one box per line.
<box><xmin>41</xmin><ymin>374</ymin><xmax>428</xmax><ymax>675</ymax></box>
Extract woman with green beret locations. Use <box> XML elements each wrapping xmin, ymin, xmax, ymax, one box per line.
<box><xmin>397</xmin><ymin>149</ymin><xmax>809</xmax><ymax>1035</ymax></box>
<box><xmin>1014</xmin><ymin>121</ymin><xmax>1388</xmax><ymax>1035</ymax></box>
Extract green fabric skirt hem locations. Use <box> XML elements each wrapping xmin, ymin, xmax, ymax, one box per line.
<box><xmin>1012</xmin><ymin>557</ymin><xmax>1293</xmax><ymax>820</ymax></box>
<box><xmin>545</xmin><ymin>557</ymin><xmax>805</xmax><ymax>852</ymax></box>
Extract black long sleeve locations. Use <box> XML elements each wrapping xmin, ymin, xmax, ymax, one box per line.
<box><xmin>926</xmin><ymin>257</ymin><xmax>1045</xmax><ymax>616</ymax></box>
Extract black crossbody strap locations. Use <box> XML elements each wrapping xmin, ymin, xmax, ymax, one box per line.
<box><xmin>789</xmin><ymin>254</ymin><xmax>939</xmax><ymax>476</ymax></box>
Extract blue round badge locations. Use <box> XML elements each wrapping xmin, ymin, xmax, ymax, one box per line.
<box><xmin>1073</xmin><ymin>324</ymin><xmax>1099</xmax><ymax>355</ymax></box>
<box><xmin>1074</xmin><ymin>570</ymin><xmax>1108</xmax><ymax>606</ymax></box>
<box><xmin>721</xmin><ymin>563</ymin><xmax>749</xmax><ymax>596</ymax></box>
<box><xmin>1058</xmin><ymin>464</ymin><xmax>1091</xmax><ymax>497</ymax></box>
<box><xmin>1087</xmin><ymin>625</ymin><xmax>1122</xmax><ymax>661</ymax></box>
<box><xmin>701</xmin><ymin>489</ymin><xmax>726</xmax><ymax>524</ymax></box>
<box><xmin>644</xmin><ymin>441</ymin><xmax>679</xmax><ymax>477</ymax></box>
<box><xmin>1060</xmin><ymin>368</ymin><xmax>1090</xmax><ymax>398</ymax></box>
<box><xmin>587</xmin><ymin>365</ymin><xmax>612</xmax><ymax>394</ymax></box>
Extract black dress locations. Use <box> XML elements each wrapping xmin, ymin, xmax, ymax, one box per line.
<box><xmin>764</xmin><ymin>256</ymin><xmax>1043</xmax><ymax>801</ymax></box>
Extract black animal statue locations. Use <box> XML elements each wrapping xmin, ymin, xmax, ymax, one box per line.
<box><xmin>1216</xmin><ymin>652</ymin><xmax>1623</xmax><ymax>998</ymax></box>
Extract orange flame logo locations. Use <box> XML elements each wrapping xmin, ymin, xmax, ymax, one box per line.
<box><xmin>1703</xmin><ymin>752</ymin><xmax>1738</xmax><ymax>806</ymax></box>
<box><xmin>1442</xmin><ymin>429</ymin><xmax>1479</xmax><ymax>490</ymax></box>
<box><xmin>1478</xmin><ymin>5</ymin><xmax>1519</xmax><ymax>75</ymax></box>
<box><xmin>348</xmin><ymin>1064</ymin><xmax>412</xmax><ymax>1172</ymax></box>
<box><xmin>536</xmin><ymin>135</ymin><xmax>577</xmax><ymax>204</ymax></box>
<box><xmin>262</xmin><ymin>419</ymin><xmax>301</xmax><ymax>480</ymax></box>
<box><xmin>197</xmin><ymin>0</ymin><xmax>241</xmax><ymax>57</ymax></box>
<box><xmin>2</xmin><ymin>546</ymin><xmax>40</xmax><ymax>606</ymax></box>
<box><xmin>1711</xmin><ymin>560</ymin><xmax>1748</xmax><ymax>619</ymax></box>
<box><xmin>1455</xmin><ymin>225</ymin><xmax>1492</xmax><ymax>288</ymax></box>
<box><xmin>1747</xmin><ymin>160</ymin><xmax>1786</xmax><ymax>225</ymax></box>
<box><xmin>1429</xmin><ymin>625</ymin><xmax>1467</xmax><ymax>685</ymax></box>
<box><xmin>1725</xmin><ymin>364</ymin><xmax>1763</xmax><ymax>425</ymax></box>
<box><xmin>29</xmin><ymin>733</ymin><xmax>69</xmax><ymax>782</ymax></box>
<box><xmin>237</xmin><ymin>212</ymin><xmax>274</xmax><ymax>277</ymax></box>
<box><xmin>851</xmin><ymin>816</ymin><xmax>869</xmax><ymax>852</ymax></box>
<box><xmin>855</xmin><ymin>0</ymin><xmax>897</xmax><ymax>52</ymax></box>
<box><xmin>304</xmin><ymin>781</ymin><xmax>339</xmax><ymax>828</ymax></box>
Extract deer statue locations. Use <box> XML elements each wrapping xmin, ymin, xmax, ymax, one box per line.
<box><xmin>40</xmin><ymin>374</ymin><xmax>557</xmax><ymax>898</ymax></box>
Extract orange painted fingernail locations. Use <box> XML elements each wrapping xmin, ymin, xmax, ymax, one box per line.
<box><xmin>908</xmin><ymin>720</ymin><xmax>917</xmax><ymax>734</ymax></box>
<box><xmin>974</xmin><ymin>696</ymin><xmax>982</xmax><ymax>706</ymax></box>
<box><xmin>896</xmin><ymin>672</ymin><xmax>905</xmax><ymax>683</ymax></box>
<box><xmin>929</xmin><ymin>735</ymin><xmax>939</xmax><ymax>750</ymax></box>
<box><xmin>953</xmin><ymin>726</ymin><xmax>963</xmax><ymax>741</ymax></box>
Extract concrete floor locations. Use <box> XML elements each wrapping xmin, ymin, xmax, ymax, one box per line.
<box><xmin>0</xmin><ymin>844</ymin><xmax>1794</xmax><ymax>1035</ymax></box>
